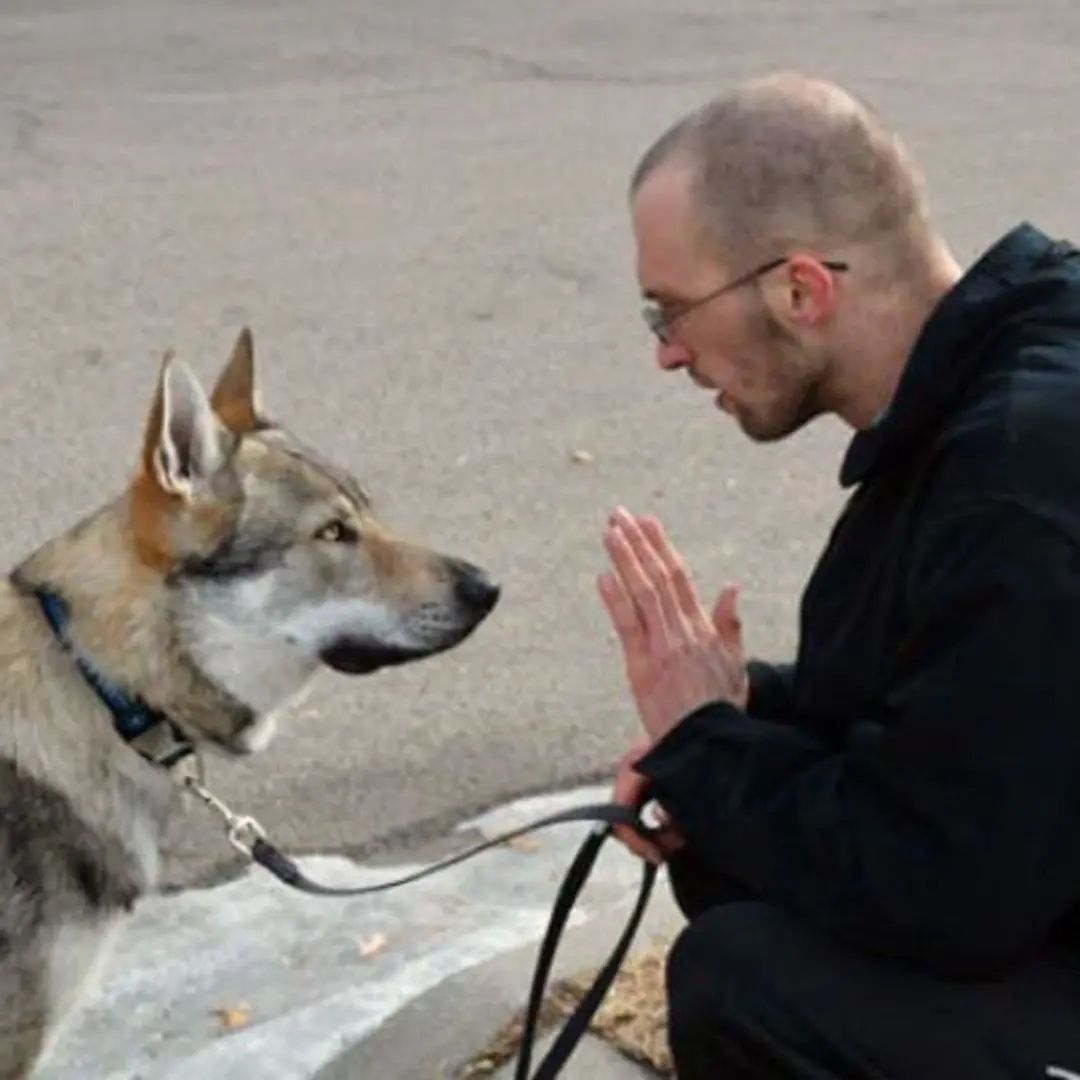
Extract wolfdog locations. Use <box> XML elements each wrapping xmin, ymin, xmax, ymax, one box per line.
<box><xmin>0</xmin><ymin>330</ymin><xmax>499</xmax><ymax>1077</ymax></box>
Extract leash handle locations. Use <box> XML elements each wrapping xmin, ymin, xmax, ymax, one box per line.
<box><xmin>516</xmin><ymin>821</ymin><xmax>657</xmax><ymax>1080</ymax></box>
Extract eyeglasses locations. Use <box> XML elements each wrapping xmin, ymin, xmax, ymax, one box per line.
<box><xmin>641</xmin><ymin>256</ymin><xmax>849</xmax><ymax>345</ymax></box>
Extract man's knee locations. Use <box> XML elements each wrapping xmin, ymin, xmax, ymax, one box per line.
<box><xmin>667</xmin><ymin>900</ymin><xmax>791</xmax><ymax>1040</ymax></box>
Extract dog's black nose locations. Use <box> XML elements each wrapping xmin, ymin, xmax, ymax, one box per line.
<box><xmin>452</xmin><ymin>560</ymin><xmax>500</xmax><ymax>615</ymax></box>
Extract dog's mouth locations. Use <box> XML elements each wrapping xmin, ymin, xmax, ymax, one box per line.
<box><xmin>318</xmin><ymin>638</ymin><xmax>434</xmax><ymax>675</ymax></box>
<box><xmin>318</xmin><ymin>612</ymin><xmax>497</xmax><ymax>674</ymax></box>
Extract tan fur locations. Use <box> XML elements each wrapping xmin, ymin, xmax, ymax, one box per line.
<box><xmin>0</xmin><ymin>330</ymin><xmax>498</xmax><ymax>1076</ymax></box>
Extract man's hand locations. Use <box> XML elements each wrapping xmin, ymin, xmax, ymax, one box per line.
<box><xmin>611</xmin><ymin>739</ymin><xmax>685</xmax><ymax>864</ymax></box>
<box><xmin>598</xmin><ymin>507</ymin><xmax>748</xmax><ymax>742</ymax></box>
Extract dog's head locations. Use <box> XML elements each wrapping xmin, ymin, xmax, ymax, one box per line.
<box><xmin>130</xmin><ymin>329</ymin><xmax>499</xmax><ymax>751</ymax></box>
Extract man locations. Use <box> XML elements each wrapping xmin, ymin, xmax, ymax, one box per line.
<box><xmin>597</xmin><ymin>71</ymin><xmax>1080</xmax><ymax>1078</ymax></box>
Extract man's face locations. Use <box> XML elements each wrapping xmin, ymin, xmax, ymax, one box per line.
<box><xmin>631</xmin><ymin>165</ymin><xmax>829</xmax><ymax>442</ymax></box>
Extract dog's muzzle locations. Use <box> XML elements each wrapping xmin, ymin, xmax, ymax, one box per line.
<box><xmin>319</xmin><ymin>562</ymin><xmax>500</xmax><ymax>676</ymax></box>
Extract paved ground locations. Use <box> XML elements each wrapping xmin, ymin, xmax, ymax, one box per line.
<box><xmin>35</xmin><ymin>786</ymin><xmax>677</xmax><ymax>1079</ymax></box>
<box><xmin>4</xmin><ymin>2</ymin><xmax>1080</xmax><ymax>1075</ymax></box>
<box><xmin>4</xmin><ymin>0</ymin><xmax>1079</xmax><ymax>890</ymax></box>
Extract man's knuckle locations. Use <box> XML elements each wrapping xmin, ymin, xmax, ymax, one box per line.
<box><xmin>639</xmin><ymin>581</ymin><xmax>659</xmax><ymax>605</ymax></box>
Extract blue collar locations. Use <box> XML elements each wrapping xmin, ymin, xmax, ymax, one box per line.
<box><xmin>34</xmin><ymin>589</ymin><xmax>194</xmax><ymax>769</ymax></box>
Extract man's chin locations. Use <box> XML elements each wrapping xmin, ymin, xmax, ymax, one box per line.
<box><xmin>729</xmin><ymin>395</ymin><xmax>824</xmax><ymax>443</ymax></box>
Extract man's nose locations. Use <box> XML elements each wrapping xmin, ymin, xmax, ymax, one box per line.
<box><xmin>656</xmin><ymin>340</ymin><xmax>692</xmax><ymax>371</ymax></box>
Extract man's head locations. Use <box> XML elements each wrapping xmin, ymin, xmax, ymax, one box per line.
<box><xmin>630</xmin><ymin>72</ymin><xmax>952</xmax><ymax>439</ymax></box>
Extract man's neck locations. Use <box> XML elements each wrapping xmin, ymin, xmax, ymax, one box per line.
<box><xmin>831</xmin><ymin>245</ymin><xmax>963</xmax><ymax>430</ymax></box>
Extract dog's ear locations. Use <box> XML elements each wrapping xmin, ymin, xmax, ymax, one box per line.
<box><xmin>210</xmin><ymin>327</ymin><xmax>261</xmax><ymax>434</ymax></box>
<box><xmin>142</xmin><ymin>353</ymin><xmax>231</xmax><ymax>501</ymax></box>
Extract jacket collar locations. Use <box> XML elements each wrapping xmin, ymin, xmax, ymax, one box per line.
<box><xmin>839</xmin><ymin>223</ymin><xmax>1077</xmax><ymax>487</ymax></box>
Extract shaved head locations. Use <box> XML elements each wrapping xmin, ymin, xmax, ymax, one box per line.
<box><xmin>631</xmin><ymin>73</ymin><xmax>934</xmax><ymax>273</ymax></box>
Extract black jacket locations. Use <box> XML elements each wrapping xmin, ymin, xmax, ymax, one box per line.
<box><xmin>637</xmin><ymin>223</ymin><xmax>1080</xmax><ymax>978</ymax></box>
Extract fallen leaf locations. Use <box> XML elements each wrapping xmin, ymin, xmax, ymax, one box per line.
<box><xmin>358</xmin><ymin>932</ymin><xmax>388</xmax><ymax>958</ymax></box>
<box><xmin>461</xmin><ymin>941</ymin><xmax>676</xmax><ymax>1077</ymax></box>
<box><xmin>503</xmin><ymin>834</ymin><xmax>540</xmax><ymax>853</ymax></box>
<box><xmin>214</xmin><ymin>1005</ymin><xmax>252</xmax><ymax>1032</ymax></box>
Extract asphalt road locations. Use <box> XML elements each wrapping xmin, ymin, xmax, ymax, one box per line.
<box><xmin>1</xmin><ymin>0</ymin><xmax>1078</xmax><ymax>886</ymax></box>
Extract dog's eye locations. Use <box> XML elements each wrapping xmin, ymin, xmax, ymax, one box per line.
<box><xmin>314</xmin><ymin>520</ymin><xmax>358</xmax><ymax>544</ymax></box>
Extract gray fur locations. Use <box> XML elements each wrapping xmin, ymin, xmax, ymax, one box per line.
<box><xmin>0</xmin><ymin>331</ymin><xmax>498</xmax><ymax>1076</ymax></box>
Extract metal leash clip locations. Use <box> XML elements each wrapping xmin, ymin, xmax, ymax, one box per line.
<box><xmin>181</xmin><ymin>772</ymin><xmax>656</xmax><ymax>1079</ymax></box>
<box><xmin>183</xmin><ymin>776</ymin><xmax>267</xmax><ymax>856</ymax></box>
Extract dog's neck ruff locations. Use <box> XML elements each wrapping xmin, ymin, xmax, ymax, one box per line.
<box><xmin>33</xmin><ymin>589</ymin><xmax>195</xmax><ymax>771</ymax></box>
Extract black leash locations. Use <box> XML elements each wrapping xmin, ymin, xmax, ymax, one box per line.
<box><xmin>30</xmin><ymin>585</ymin><xmax>660</xmax><ymax>1075</ymax></box>
<box><xmin>187</xmin><ymin>779</ymin><xmax>659</xmax><ymax>1079</ymax></box>
<box><xmin>511</xmin><ymin>813</ymin><xmax>658</xmax><ymax>1080</ymax></box>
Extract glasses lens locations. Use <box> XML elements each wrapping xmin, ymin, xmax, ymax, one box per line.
<box><xmin>642</xmin><ymin>306</ymin><xmax>669</xmax><ymax>344</ymax></box>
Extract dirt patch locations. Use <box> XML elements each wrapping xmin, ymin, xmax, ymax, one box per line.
<box><xmin>459</xmin><ymin>939</ymin><xmax>674</xmax><ymax>1077</ymax></box>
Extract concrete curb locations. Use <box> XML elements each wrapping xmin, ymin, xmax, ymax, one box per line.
<box><xmin>315</xmin><ymin>869</ymin><xmax>684</xmax><ymax>1079</ymax></box>
<box><xmin>36</xmin><ymin>786</ymin><xmax>684</xmax><ymax>1080</ymax></box>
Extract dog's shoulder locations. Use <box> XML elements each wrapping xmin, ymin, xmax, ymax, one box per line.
<box><xmin>0</xmin><ymin>757</ymin><xmax>142</xmax><ymax>940</ymax></box>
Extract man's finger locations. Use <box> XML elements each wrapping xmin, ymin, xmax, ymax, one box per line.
<box><xmin>597</xmin><ymin>570</ymin><xmax>645</xmax><ymax>650</ymax></box>
<box><xmin>611</xmin><ymin>744</ymin><xmax>665</xmax><ymax>863</ymax></box>
<box><xmin>712</xmin><ymin>584</ymin><xmax>743</xmax><ymax>649</ymax></box>
<box><xmin>604</xmin><ymin>517</ymin><xmax>671</xmax><ymax>642</ymax></box>
<box><xmin>639</xmin><ymin>515</ymin><xmax>712</xmax><ymax>635</ymax></box>
<box><xmin>612</xmin><ymin>822</ymin><xmax>664</xmax><ymax>863</ymax></box>
<box><xmin>613</xmin><ymin>751</ymin><xmax>649</xmax><ymax>803</ymax></box>
<box><xmin>653</xmin><ymin>824</ymin><xmax>686</xmax><ymax>857</ymax></box>
<box><xmin>608</xmin><ymin>509</ymin><xmax>687</xmax><ymax>640</ymax></box>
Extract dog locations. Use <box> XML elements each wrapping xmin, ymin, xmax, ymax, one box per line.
<box><xmin>0</xmin><ymin>329</ymin><xmax>499</xmax><ymax>1078</ymax></box>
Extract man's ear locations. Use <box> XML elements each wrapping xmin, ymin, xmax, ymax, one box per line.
<box><xmin>141</xmin><ymin>353</ymin><xmax>231</xmax><ymax>500</ymax></box>
<box><xmin>761</xmin><ymin>255</ymin><xmax>838</xmax><ymax>329</ymax></box>
<box><xmin>210</xmin><ymin>327</ymin><xmax>261</xmax><ymax>434</ymax></box>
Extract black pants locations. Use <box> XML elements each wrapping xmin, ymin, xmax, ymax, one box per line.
<box><xmin>665</xmin><ymin>855</ymin><xmax>1080</xmax><ymax>1079</ymax></box>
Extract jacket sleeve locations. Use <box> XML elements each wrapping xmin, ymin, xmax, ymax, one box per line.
<box><xmin>636</xmin><ymin>499</ymin><xmax>1080</xmax><ymax>977</ymax></box>
<box><xmin>745</xmin><ymin>659</ymin><xmax>797</xmax><ymax>722</ymax></box>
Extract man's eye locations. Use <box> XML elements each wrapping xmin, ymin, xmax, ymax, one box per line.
<box><xmin>646</xmin><ymin>301</ymin><xmax>678</xmax><ymax>325</ymax></box>
<box><xmin>314</xmin><ymin>520</ymin><xmax>359</xmax><ymax>544</ymax></box>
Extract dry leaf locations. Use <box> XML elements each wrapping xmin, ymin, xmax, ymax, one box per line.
<box><xmin>460</xmin><ymin>941</ymin><xmax>676</xmax><ymax>1077</ymax></box>
<box><xmin>503</xmin><ymin>834</ymin><xmax>540</xmax><ymax>854</ymax></box>
<box><xmin>358</xmin><ymin>932</ymin><xmax>388</xmax><ymax>958</ymax></box>
<box><xmin>214</xmin><ymin>1004</ymin><xmax>252</xmax><ymax>1032</ymax></box>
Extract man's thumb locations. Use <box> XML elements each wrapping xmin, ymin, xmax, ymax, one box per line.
<box><xmin>712</xmin><ymin>584</ymin><xmax>742</xmax><ymax>645</ymax></box>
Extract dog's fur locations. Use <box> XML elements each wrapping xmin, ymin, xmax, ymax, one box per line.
<box><xmin>0</xmin><ymin>330</ymin><xmax>499</xmax><ymax>1077</ymax></box>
